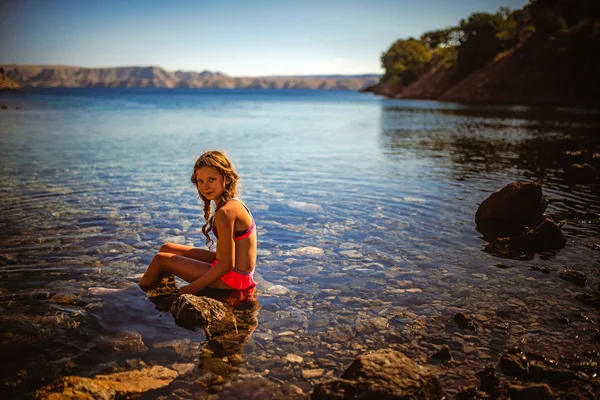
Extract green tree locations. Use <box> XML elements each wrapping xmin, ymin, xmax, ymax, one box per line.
<box><xmin>455</xmin><ymin>12</ymin><xmax>512</xmax><ymax>78</ymax></box>
<box><xmin>381</xmin><ymin>38</ymin><xmax>432</xmax><ymax>85</ymax></box>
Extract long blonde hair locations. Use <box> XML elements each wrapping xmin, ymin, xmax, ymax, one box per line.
<box><xmin>190</xmin><ymin>150</ymin><xmax>240</xmax><ymax>248</ymax></box>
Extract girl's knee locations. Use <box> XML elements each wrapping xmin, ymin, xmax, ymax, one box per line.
<box><xmin>159</xmin><ymin>243</ymin><xmax>175</xmax><ymax>253</ymax></box>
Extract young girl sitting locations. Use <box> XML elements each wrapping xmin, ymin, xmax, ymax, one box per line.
<box><xmin>138</xmin><ymin>150</ymin><xmax>257</xmax><ymax>295</ymax></box>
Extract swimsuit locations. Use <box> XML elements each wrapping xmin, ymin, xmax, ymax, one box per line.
<box><xmin>211</xmin><ymin>198</ymin><xmax>257</xmax><ymax>290</ymax></box>
<box><xmin>211</xmin><ymin>199</ymin><xmax>256</xmax><ymax>241</ymax></box>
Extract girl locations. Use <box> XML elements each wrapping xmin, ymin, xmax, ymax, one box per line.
<box><xmin>138</xmin><ymin>150</ymin><xmax>257</xmax><ymax>295</ymax></box>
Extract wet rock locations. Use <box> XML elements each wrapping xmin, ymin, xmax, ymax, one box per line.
<box><xmin>565</xmin><ymin>163</ymin><xmax>597</xmax><ymax>183</ymax></box>
<box><xmin>559</xmin><ymin>268</ymin><xmax>587</xmax><ymax>286</ymax></box>
<box><xmin>530</xmin><ymin>265</ymin><xmax>557</xmax><ymax>273</ymax></box>
<box><xmin>476</xmin><ymin>365</ymin><xmax>499</xmax><ymax>395</ymax></box>
<box><xmin>170</xmin><ymin>294</ymin><xmax>227</xmax><ymax>329</ymax></box>
<box><xmin>508</xmin><ymin>383</ymin><xmax>553</xmax><ymax>400</ymax></box>
<box><xmin>575</xmin><ymin>293</ymin><xmax>600</xmax><ymax>310</ymax></box>
<box><xmin>33</xmin><ymin>366</ymin><xmax>177</xmax><ymax>399</ymax></box>
<box><xmin>264</xmin><ymin>285</ymin><xmax>290</xmax><ymax>296</ymax></box>
<box><xmin>475</xmin><ymin>181</ymin><xmax>547</xmax><ymax>233</ymax></box>
<box><xmin>311</xmin><ymin>349</ymin><xmax>443</xmax><ymax>400</ymax></box>
<box><xmin>49</xmin><ymin>293</ymin><xmax>81</xmax><ymax>305</ymax></box>
<box><xmin>453</xmin><ymin>312</ymin><xmax>475</xmax><ymax>330</ymax></box>
<box><xmin>90</xmin><ymin>331</ymin><xmax>148</xmax><ymax>353</ymax></box>
<box><xmin>518</xmin><ymin>216</ymin><xmax>566</xmax><ymax>251</ymax></box>
<box><xmin>499</xmin><ymin>349</ymin><xmax>528</xmax><ymax>379</ymax></box>
<box><xmin>302</xmin><ymin>368</ymin><xmax>325</xmax><ymax>379</ymax></box>
<box><xmin>456</xmin><ymin>387</ymin><xmax>490</xmax><ymax>400</ymax></box>
<box><xmin>429</xmin><ymin>346</ymin><xmax>452</xmax><ymax>363</ymax></box>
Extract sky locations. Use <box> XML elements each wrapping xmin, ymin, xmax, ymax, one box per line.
<box><xmin>0</xmin><ymin>0</ymin><xmax>529</xmax><ymax>76</ymax></box>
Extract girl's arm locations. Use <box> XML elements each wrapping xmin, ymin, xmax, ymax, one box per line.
<box><xmin>177</xmin><ymin>208</ymin><xmax>236</xmax><ymax>294</ymax></box>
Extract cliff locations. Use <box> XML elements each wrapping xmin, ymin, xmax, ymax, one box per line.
<box><xmin>0</xmin><ymin>75</ymin><xmax>21</xmax><ymax>90</ymax></box>
<box><xmin>365</xmin><ymin>22</ymin><xmax>600</xmax><ymax>108</ymax></box>
<box><xmin>0</xmin><ymin>65</ymin><xmax>380</xmax><ymax>91</ymax></box>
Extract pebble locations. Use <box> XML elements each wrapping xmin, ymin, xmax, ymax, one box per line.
<box><xmin>301</xmin><ymin>368</ymin><xmax>325</xmax><ymax>379</ymax></box>
<box><xmin>284</xmin><ymin>354</ymin><xmax>303</xmax><ymax>363</ymax></box>
<box><xmin>340</xmin><ymin>250</ymin><xmax>363</xmax><ymax>258</ymax></box>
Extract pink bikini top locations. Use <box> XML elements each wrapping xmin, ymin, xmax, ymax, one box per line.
<box><xmin>212</xmin><ymin>199</ymin><xmax>255</xmax><ymax>241</ymax></box>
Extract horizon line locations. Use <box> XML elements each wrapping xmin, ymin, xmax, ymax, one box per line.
<box><xmin>0</xmin><ymin>63</ymin><xmax>383</xmax><ymax>78</ymax></box>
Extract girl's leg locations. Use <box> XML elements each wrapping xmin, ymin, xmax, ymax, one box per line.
<box><xmin>158</xmin><ymin>243</ymin><xmax>216</xmax><ymax>264</ymax></box>
<box><xmin>138</xmin><ymin>252</ymin><xmax>231</xmax><ymax>289</ymax></box>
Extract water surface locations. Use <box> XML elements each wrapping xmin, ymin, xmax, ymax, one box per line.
<box><xmin>0</xmin><ymin>88</ymin><xmax>599</xmax><ymax>397</ymax></box>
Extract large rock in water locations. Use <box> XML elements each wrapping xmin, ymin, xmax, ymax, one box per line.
<box><xmin>475</xmin><ymin>182</ymin><xmax>547</xmax><ymax>232</ymax></box>
<box><xmin>170</xmin><ymin>294</ymin><xmax>228</xmax><ymax>329</ymax></box>
<box><xmin>34</xmin><ymin>366</ymin><xmax>177</xmax><ymax>399</ymax></box>
<box><xmin>311</xmin><ymin>349</ymin><xmax>443</xmax><ymax>400</ymax></box>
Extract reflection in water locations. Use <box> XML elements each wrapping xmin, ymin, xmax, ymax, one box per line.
<box><xmin>151</xmin><ymin>287</ymin><xmax>261</xmax><ymax>393</ymax></box>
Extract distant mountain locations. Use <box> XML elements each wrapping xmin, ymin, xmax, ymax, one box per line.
<box><xmin>0</xmin><ymin>65</ymin><xmax>380</xmax><ymax>90</ymax></box>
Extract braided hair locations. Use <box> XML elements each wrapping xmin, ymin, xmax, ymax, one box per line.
<box><xmin>190</xmin><ymin>150</ymin><xmax>240</xmax><ymax>248</ymax></box>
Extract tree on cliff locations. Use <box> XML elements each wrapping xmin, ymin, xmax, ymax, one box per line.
<box><xmin>381</xmin><ymin>38</ymin><xmax>432</xmax><ymax>85</ymax></box>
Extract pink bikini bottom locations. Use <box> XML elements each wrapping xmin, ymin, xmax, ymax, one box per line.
<box><xmin>211</xmin><ymin>259</ymin><xmax>257</xmax><ymax>290</ymax></box>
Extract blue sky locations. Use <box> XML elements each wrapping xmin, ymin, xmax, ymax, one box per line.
<box><xmin>0</xmin><ymin>0</ymin><xmax>529</xmax><ymax>76</ymax></box>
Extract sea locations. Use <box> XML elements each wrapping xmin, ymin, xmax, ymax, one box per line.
<box><xmin>0</xmin><ymin>88</ymin><xmax>599</xmax><ymax>398</ymax></box>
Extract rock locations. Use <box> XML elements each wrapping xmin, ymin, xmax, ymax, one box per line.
<box><xmin>518</xmin><ymin>216</ymin><xmax>566</xmax><ymax>251</ymax></box>
<box><xmin>565</xmin><ymin>163</ymin><xmax>597</xmax><ymax>183</ymax></box>
<box><xmin>475</xmin><ymin>182</ymin><xmax>547</xmax><ymax>233</ymax></box>
<box><xmin>575</xmin><ymin>293</ymin><xmax>600</xmax><ymax>310</ymax></box>
<box><xmin>530</xmin><ymin>265</ymin><xmax>557</xmax><ymax>273</ymax></box>
<box><xmin>284</xmin><ymin>354</ymin><xmax>304</xmax><ymax>364</ymax></box>
<box><xmin>170</xmin><ymin>363</ymin><xmax>196</xmax><ymax>376</ymax></box>
<box><xmin>34</xmin><ymin>366</ymin><xmax>178</xmax><ymax>399</ymax></box>
<box><xmin>453</xmin><ymin>312</ymin><xmax>475</xmax><ymax>330</ymax></box>
<box><xmin>476</xmin><ymin>366</ymin><xmax>499</xmax><ymax>395</ymax></box>
<box><xmin>302</xmin><ymin>369</ymin><xmax>325</xmax><ymax>379</ymax></box>
<box><xmin>429</xmin><ymin>346</ymin><xmax>452</xmax><ymax>363</ymax></box>
<box><xmin>49</xmin><ymin>293</ymin><xmax>81</xmax><ymax>305</ymax></box>
<box><xmin>89</xmin><ymin>331</ymin><xmax>148</xmax><ymax>353</ymax></box>
<box><xmin>170</xmin><ymin>295</ymin><xmax>228</xmax><ymax>329</ymax></box>
<box><xmin>285</xmin><ymin>246</ymin><xmax>324</xmax><ymax>256</ymax></box>
<box><xmin>311</xmin><ymin>349</ymin><xmax>443</xmax><ymax>400</ymax></box>
<box><xmin>508</xmin><ymin>383</ymin><xmax>553</xmax><ymax>400</ymax></box>
<box><xmin>499</xmin><ymin>351</ymin><xmax>528</xmax><ymax>380</ymax></box>
<box><xmin>456</xmin><ymin>386</ymin><xmax>490</xmax><ymax>400</ymax></box>
<box><xmin>264</xmin><ymin>285</ymin><xmax>290</xmax><ymax>296</ymax></box>
<box><xmin>559</xmin><ymin>268</ymin><xmax>587</xmax><ymax>286</ymax></box>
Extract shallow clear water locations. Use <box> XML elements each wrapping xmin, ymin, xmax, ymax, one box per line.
<box><xmin>0</xmin><ymin>89</ymin><xmax>599</xmax><ymax>398</ymax></box>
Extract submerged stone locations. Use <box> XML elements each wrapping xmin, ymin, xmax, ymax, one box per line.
<box><xmin>559</xmin><ymin>268</ymin><xmax>587</xmax><ymax>286</ymax></box>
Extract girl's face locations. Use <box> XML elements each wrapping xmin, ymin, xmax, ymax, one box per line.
<box><xmin>195</xmin><ymin>166</ymin><xmax>228</xmax><ymax>202</ymax></box>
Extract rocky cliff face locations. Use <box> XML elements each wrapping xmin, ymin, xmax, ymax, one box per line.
<box><xmin>0</xmin><ymin>75</ymin><xmax>21</xmax><ymax>89</ymax></box>
<box><xmin>366</xmin><ymin>22</ymin><xmax>600</xmax><ymax>108</ymax></box>
<box><xmin>0</xmin><ymin>65</ymin><xmax>380</xmax><ymax>90</ymax></box>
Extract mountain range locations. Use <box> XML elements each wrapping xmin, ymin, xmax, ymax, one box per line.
<box><xmin>0</xmin><ymin>65</ymin><xmax>380</xmax><ymax>90</ymax></box>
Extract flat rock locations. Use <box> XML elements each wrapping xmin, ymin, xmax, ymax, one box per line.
<box><xmin>34</xmin><ymin>366</ymin><xmax>177</xmax><ymax>399</ymax></box>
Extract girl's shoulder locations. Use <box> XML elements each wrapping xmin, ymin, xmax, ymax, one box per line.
<box><xmin>215</xmin><ymin>199</ymin><xmax>246</xmax><ymax>218</ymax></box>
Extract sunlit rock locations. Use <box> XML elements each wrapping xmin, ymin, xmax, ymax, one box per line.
<box><xmin>312</xmin><ymin>349</ymin><xmax>443</xmax><ymax>399</ymax></box>
<box><xmin>169</xmin><ymin>294</ymin><xmax>228</xmax><ymax>329</ymax></box>
<box><xmin>34</xmin><ymin>366</ymin><xmax>177</xmax><ymax>399</ymax></box>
